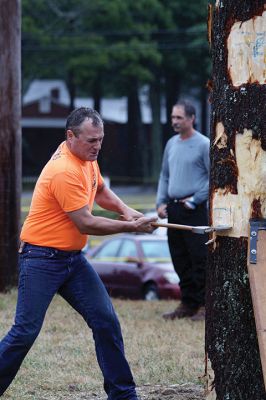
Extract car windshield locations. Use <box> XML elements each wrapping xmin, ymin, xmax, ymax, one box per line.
<box><xmin>141</xmin><ymin>240</ymin><xmax>171</xmax><ymax>262</ymax></box>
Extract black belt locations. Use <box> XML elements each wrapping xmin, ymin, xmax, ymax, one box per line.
<box><xmin>18</xmin><ymin>242</ymin><xmax>81</xmax><ymax>255</ymax></box>
<box><xmin>169</xmin><ymin>195</ymin><xmax>194</xmax><ymax>203</ymax></box>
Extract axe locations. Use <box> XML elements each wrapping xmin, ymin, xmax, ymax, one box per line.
<box><xmin>151</xmin><ymin>222</ymin><xmax>232</xmax><ymax>235</ymax></box>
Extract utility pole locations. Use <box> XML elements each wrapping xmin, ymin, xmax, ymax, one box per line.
<box><xmin>0</xmin><ymin>0</ymin><xmax>21</xmax><ymax>291</ymax></box>
<box><xmin>206</xmin><ymin>1</ymin><xmax>266</xmax><ymax>399</ymax></box>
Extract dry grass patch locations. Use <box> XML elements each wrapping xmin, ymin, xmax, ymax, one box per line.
<box><xmin>0</xmin><ymin>291</ymin><xmax>205</xmax><ymax>399</ymax></box>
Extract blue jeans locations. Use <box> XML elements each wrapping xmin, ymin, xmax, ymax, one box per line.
<box><xmin>0</xmin><ymin>243</ymin><xmax>138</xmax><ymax>399</ymax></box>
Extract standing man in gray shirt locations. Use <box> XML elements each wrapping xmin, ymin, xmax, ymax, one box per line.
<box><xmin>156</xmin><ymin>99</ymin><xmax>210</xmax><ymax>321</ymax></box>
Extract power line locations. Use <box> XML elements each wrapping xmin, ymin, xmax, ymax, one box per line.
<box><xmin>22</xmin><ymin>41</ymin><xmax>209</xmax><ymax>52</ymax></box>
<box><xmin>22</xmin><ymin>27</ymin><xmax>207</xmax><ymax>39</ymax></box>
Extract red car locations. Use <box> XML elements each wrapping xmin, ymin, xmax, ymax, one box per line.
<box><xmin>84</xmin><ymin>234</ymin><xmax>180</xmax><ymax>300</ymax></box>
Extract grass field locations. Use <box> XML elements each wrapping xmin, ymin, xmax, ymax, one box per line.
<box><xmin>21</xmin><ymin>188</ymin><xmax>157</xmax><ymax>217</ymax></box>
<box><xmin>0</xmin><ymin>291</ymin><xmax>205</xmax><ymax>399</ymax></box>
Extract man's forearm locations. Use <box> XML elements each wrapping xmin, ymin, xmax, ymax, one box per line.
<box><xmin>156</xmin><ymin>177</ymin><xmax>169</xmax><ymax>208</ymax></box>
<box><xmin>67</xmin><ymin>205</ymin><xmax>155</xmax><ymax>236</ymax></box>
<box><xmin>95</xmin><ymin>185</ymin><xmax>127</xmax><ymax>214</ymax></box>
<box><xmin>193</xmin><ymin>182</ymin><xmax>209</xmax><ymax>204</ymax></box>
<box><xmin>79</xmin><ymin>214</ymin><xmax>136</xmax><ymax>235</ymax></box>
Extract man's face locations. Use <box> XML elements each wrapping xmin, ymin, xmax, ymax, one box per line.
<box><xmin>66</xmin><ymin>118</ymin><xmax>104</xmax><ymax>161</ymax></box>
<box><xmin>171</xmin><ymin>106</ymin><xmax>194</xmax><ymax>134</ymax></box>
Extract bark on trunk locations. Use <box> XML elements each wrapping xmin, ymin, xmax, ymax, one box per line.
<box><xmin>0</xmin><ymin>0</ymin><xmax>21</xmax><ymax>291</ymax></box>
<box><xmin>206</xmin><ymin>1</ymin><xmax>266</xmax><ymax>399</ymax></box>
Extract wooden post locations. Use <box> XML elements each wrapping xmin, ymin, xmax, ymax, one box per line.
<box><xmin>0</xmin><ymin>0</ymin><xmax>21</xmax><ymax>291</ymax></box>
<box><xmin>206</xmin><ymin>1</ymin><xmax>266</xmax><ymax>399</ymax></box>
<box><xmin>248</xmin><ymin>221</ymin><xmax>266</xmax><ymax>388</ymax></box>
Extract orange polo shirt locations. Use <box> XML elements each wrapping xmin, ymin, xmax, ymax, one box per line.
<box><xmin>21</xmin><ymin>141</ymin><xmax>104</xmax><ymax>250</ymax></box>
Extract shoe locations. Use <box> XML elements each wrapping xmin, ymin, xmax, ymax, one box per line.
<box><xmin>190</xmin><ymin>306</ymin><xmax>205</xmax><ymax>321</ymax></box>
<box><xmin>162</xmin><ymin>303</ymin><xmax>198</xmax><ymax>320</ymax></box>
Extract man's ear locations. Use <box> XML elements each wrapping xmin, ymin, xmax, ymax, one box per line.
<box><xmin>66</xmin><ymin>129</ymin><xmax>74</xmax><ymax>141</ymax></box>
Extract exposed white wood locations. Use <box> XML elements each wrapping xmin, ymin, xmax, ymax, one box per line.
<box><xmin>212</xmin><ymin>129</ymin><xmax>266</xmax><ymax>238</ymax></box>
<box><xmin>205</xmin><ymin>357</ymin><xmax>217</xmax><ymax>399</ymax></box>
<box><xmin>228</xmin><ymin>11</ymin><xmax>266</xmax><ymax>86</ymax></box>
<box><xmin>213</xmin><ymin>122</ymin><xmax>228</xmax><ymax>149</ymax></box>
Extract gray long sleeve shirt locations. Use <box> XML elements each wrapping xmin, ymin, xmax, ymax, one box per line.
<box><xmin>156</xmin><ymin>130</ymin><xmax>210</xmax><ymax>207</ymax></box>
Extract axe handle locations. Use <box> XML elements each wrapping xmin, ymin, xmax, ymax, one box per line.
<box><xmin>151</xmin><ymin>222</ymin><xmax>193</xmax><ymax>231</ymax></box>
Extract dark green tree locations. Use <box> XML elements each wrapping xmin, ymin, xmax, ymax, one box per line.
<box><xmin>22</xmin><ymin>0</ymin><xmax>211</xmax><ymax>181</ymax></box>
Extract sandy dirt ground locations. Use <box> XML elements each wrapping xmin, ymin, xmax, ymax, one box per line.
<box><xmin>137</xmin><ymin>383</ymin><xmax>205</xmax><ymax>399</ymax></box>
<box><xmin>76</xmin><ymin>383</ymin><xmax>205</xmax><ymax>400</ymax></box>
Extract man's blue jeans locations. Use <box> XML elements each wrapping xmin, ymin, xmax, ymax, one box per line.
<box><xmin>0</xmin><ymin>243</ymin><xmax>138</xmax><ymax>399</ymax></box>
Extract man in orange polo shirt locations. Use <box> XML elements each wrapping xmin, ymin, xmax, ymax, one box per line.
<box><xmin>0</xmin><ymin>107</ymin><xmax>157</xmax><ymax>399</ymax></box>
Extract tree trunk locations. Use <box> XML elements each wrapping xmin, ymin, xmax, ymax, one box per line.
<box><xmin>0</xmin><ymin>0</ymin><xmax>21</xmax><ymax>291</ymax></box>
<box><xmin>92</xmin><ymin>77</ymin><xmax>102</xmax><ymax>114</ymax></box>
<box><xmin>149</xmin><ymin>80</ymin><xmax>163</xmax><ymax>182</ymax></box>
<box><xmin>206</xmin><ymin>1</ymin><xmax>266</xmax><ymax>399</ymax></box>
<box><xmin>127</xmin><ymin>81</ymin><xmax>146</xmax><ymax>181</ymax></box>
<box><xmin>164</xmin><ymin>73</ymin><xmax>180</xmax><ymax>138</ymax></box>
<box><xmin>200</xmin><ymin>85</ymin><xmax>208</xmax><ymax>136</ymax></box>
<box><xmin>67</xmin><ymin>69</ymin><xmax>76</xmax><ymax>112</ymax></box>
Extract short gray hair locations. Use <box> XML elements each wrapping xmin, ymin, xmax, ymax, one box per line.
<box><xmin>65</xmin><ymin>107</ymin><xmax>103</xmax><ymax>137</ymax></box>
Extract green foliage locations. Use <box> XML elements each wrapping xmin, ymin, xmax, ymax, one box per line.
<box><xmin>22</xmin><ymin>0</ymin><xmax>210</xmax><ymax>96</ymax></box>
<box><xmin>109</xmin><ymin>38</ymin><xmax>161</xmax><ymax>87</ymax></box>
<box><xmin>22</xmin><ymin>0</ymin><xmax>211</xmax><ymax>180</ymax></box>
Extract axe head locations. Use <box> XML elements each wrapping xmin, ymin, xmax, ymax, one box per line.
<box><xmin>191</xmin><ymin>225</ymin><xmax>233</xmax><ymax>234</ymax></box>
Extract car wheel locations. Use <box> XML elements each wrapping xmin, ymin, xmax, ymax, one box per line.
<box><xmin>144</xmin><ymin>284</ymin><xmax>159</xmax><ymax>301</ymax></box>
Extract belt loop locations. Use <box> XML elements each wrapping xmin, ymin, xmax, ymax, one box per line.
<box><xmin>18</xmin><ymin>241</ymin><xmax>25</xmax><ymax>254</ymax></box>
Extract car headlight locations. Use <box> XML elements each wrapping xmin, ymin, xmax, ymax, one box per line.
<box><xmin>163</xmin><ymin>272</ymin><xmax>180</xmax><ymax>284</ymax></box>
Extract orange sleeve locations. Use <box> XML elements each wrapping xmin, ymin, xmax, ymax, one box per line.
<box><xmin>50</xmin><ymin>171</ymin><xmax>89</xmax><ymax>212</ymax></box>
<box><xmin>96</xmin><ymin>162</ymin><xmax>104</xmax><ymax>189</ymax></box>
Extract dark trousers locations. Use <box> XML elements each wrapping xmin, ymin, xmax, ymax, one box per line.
<box><xmin>167</xmin><ymin>200</ymin><xmax>208</xmax><ymax>308</ymax></box>
<box><xmin>0</xmin><ymin>244</ymin><xmax>138</xmax><ymax>400</ymax></box>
